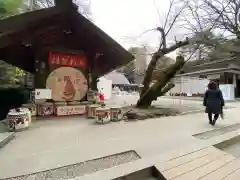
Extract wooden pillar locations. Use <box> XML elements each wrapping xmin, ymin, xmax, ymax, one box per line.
<box><xmin>233</xmin><ymin>74</ymin><xmax>237</xmax><ymax>87</ymax></box>
<box><xmin>223</xmin><ymin>72</ymin><xmax>228</xmax><ymax>84</ymax></box>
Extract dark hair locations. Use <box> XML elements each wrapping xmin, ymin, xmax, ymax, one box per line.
<box><xmin>208</xmin><ymin>81</ymin><xmax>217</xmax><ymax>90</ymax></box>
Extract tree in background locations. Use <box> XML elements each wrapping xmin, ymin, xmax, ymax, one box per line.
<box><xmin>181</xmin><ymin>0</ymin><xmax>240</xmax><ymax>61</ymax></box>
<box><xmin>0</xmin><ymin>0</ymin><xmax>26</xmax><ymax>86</ymax></box>
<box><xmin>27</xmin><ymin>0</ymin><xmax>92</xmax><ymax>20</ymax></box>
<box><xmin>151</xmin><ymin>56</ymin><xmax>175</xmax><ymax>82</ymax></box>
<box><xmin>178</xmin><ymin>31</ymin><xmax>216</xmax><ymax>61</ymax></box>
<box><xmin>0</xmin><ymin>0</ymin><xmax>24</xmax><ymax>18</ymax></box>
<box><xmin>155</xmin><ymin>56</ymin><xmax>175</xmax><ymax>70</ymax></box>
<box><xmin>117</xmin><ymin>46</ymin><xmax>149</xmax><ymax>84</ymax></box>
<box><xmin>0</xmin><ymin>65</ymin><xmax>25</xmax><ymax>85</ymax></box>
<box><xmin>136</xmin><ymin>0</ymin><xmax>229</xmax><ymax>108</ymax></box>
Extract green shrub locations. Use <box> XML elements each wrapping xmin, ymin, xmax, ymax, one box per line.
<box><xmin>0</xmin><ymin>88</ymin><xmax>30</xmax><ymax>120</ymax></box>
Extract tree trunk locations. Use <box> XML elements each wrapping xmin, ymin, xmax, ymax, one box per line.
<box><xmin>140</xmin><ymin>39</ymin><xmax>189</xmax><ymax>97</ymax></box>
<box><xmin>140</xmin><ymin>54</ymin><xmax>163</xmax><ymax>97</ymax></box>
<box><xmin>137</xmin><ymin>56</ymin><xmax>185</xmax><ymax>108</ymax></box>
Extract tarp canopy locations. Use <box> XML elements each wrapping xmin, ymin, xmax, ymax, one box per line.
<box><xmin>104</xmin><ymin>71</ymin><xmax>130</xmax><ymax>85</ymax></box>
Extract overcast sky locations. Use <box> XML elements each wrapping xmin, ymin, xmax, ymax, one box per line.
<box><xmin>91</xmin><ymin>0</ymin><xmax>180</xmax><ymax>58</ymax></box>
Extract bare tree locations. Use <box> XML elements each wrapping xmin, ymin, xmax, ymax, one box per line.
<box><xmin>136</xmin><ymin>0</ymin><xmax>229</xmax><ymax>107</ymax></box>
<box><xmin>184</xmin><ymin>0</ymin><xmax>240</xmax><ymax>58</ymax></box>
<box><xmin>136</xmin><ymin>0</ymin><xmax>191</xmax><ymax>107</ymax></box>
<box><xmin>199</xmin><ymin>0</ymin><xmax>240</xmax><ymax>38</ymax></box>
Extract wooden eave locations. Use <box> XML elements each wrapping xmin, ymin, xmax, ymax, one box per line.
<box><xmin>0</xmin><ymin>6</ymin><xmax>134</xmax><ymax>76</ymax></box>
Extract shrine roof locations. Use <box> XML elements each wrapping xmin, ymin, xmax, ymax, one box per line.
<box><xmin>180</xmin><ymin>57</ymin><xmax>239</xmax><ymax>74</ymax></box>
<box><xmin>0</xmin><ymin>6</ymin><xmax>134</xmax><ymax>76</ymax></box>
<box><xmin>150</xmin><ymin>57</ymin><xmax>240</xmax><ymax>80</ymax></box>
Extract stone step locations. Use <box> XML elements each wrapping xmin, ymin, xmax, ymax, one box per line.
<box><xmin>0</xmin><ymin>132</ymin><xmax>15</xmax><ymax>148</ymax></box>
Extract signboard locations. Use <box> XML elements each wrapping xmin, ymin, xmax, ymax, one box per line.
<box><xmin>48</xmin><ymin>52</ymin><xmax>87</xmax><ymax>68</ymax></box>
<box><xmin>46</xmin><ymin>67</ymin><xmax>88</xmax><ymax>101</ymax></box>
<box><xmin>35</xmin><ymin>89</ymin><xmax>52</xmax><ymax>100</ymax></box>
<box><xmin>55</xmin><ymin>105</ymin><xmax>86</xmax><ymax>116</ymax></box>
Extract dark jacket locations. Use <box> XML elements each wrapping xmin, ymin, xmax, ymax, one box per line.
<box><xmin>203</xmin><ymin>89</ymin><xmax>224</xmax><ymax>114</ymax></box>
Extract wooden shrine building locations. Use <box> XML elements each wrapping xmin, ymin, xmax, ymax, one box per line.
<box><xmin>179</xmin><ymin>57</ymin><xmax>240</xmax><ymax>97</ymax></box>
<box><xmin>0</xmin><ymin>0</ymin><xmax>134</xmax><ymax>99</ymax></box>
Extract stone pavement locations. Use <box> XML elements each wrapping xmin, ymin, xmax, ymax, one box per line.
<box><xmin>106</xmin><ymin>95</ymin><xmax>234</xmax><ymax>113</ymax></box>
<box><xmin>79</xmin><ymin>137</ymin><xmax>240</xmax><ymax>180</ymax></box>
<box><xmin>0</xmin><ymin>102</ymin><xmax>240</xmax><ymax>179</ymax></box>
<box><xmin>0</xmin><ymin>132</ymin><xmax>14</xmax><ymax>148</ymax></box>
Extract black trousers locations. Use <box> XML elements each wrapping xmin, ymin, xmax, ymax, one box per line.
<box><xmin>208</xmin><ymin>112</ymin><xmax>219</xmax><ymax>122</ymax></box>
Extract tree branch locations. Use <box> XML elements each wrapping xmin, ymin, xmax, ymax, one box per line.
<box><xmin>157</xmin><ymin>27</ymin><xmax>167</xmax><ymax>49</ymax></box>
<box><xmin>140</xmin><ymin>37</ymin><xmax>190</xmax><ymax>96</ymax></box>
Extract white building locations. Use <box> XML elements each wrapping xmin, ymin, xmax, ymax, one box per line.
<box><xmin>128</xmin><ymin>47</ymin><xmax>148</xmax><ymax>84</ymax></box>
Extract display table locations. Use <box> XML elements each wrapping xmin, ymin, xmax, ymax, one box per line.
<box><xmin>7</xmin><ymin>108</ymin><xmax>31</xmax><ymax>131</ymax></box>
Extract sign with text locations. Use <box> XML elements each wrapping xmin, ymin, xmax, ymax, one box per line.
<box><xmin>55</xmin><ymin>105</ymin><xmax>86</xmax><ymax>116</ymax></box>
<box><xmin>35</xmin><ymin>89</ymin><xmax>52</xmax><ymax>100</ymax></box>
<box><xmin>48</xmin><ymin>52</ymin><xmax>87</xmax><ymax>68</ymax></box>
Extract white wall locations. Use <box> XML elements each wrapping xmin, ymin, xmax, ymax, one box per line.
<box><xmin>97</xmin><ymin>77</ymin><xmax>112</xmax><ymax>100</ymax></box>
<box><xmin>170</xmin><ymin>77</ymin><xmax>209</xmax><ymax>95</ymax></box>
<box><xmin>219</xmin><ymin>84</ymin><xmax>235</xmax><ymax>101</ymax></box>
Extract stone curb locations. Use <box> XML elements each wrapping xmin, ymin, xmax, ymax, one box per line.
<box><xmin>179</xmin><ymin>106</ymin><xmax>236</xmax><ymax>116</ymax></box>
<box><xmin>161</xmin><ymin>96</ymin><xmax>239</xmax><ymax>103</ymax></box>
<box><xmin>0</xmin><ymin>132</ymin><xmax>15</xmax><ymax>149</ymax></box>
<box><xmin>180</xmin><ymin>109</ymin><xmax>204</xmax><ymax>115</ymax></box>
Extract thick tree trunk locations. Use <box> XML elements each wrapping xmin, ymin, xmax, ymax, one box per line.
<box><xmin>137</xmin><ymin>56</ymin><xmax>185</xmax><ymax>108</ymax></box>
<box><xmin>140</xmin><ymin>54</ymin><xmax>162</xmax><ymax>97</ymax></box>
<box><xmin>140</xmin><ymin>39</ymin><xmax>189</xmax><ymax>97</ymax></box>
<box><xmin>159</xmin><ymin>83</ymin><xmax>175</xmax><ymax>96</ymax></box>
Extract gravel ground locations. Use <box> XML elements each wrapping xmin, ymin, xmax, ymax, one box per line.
<box><xmin>5</xmin><ymin>151</ymin><xmax>140</xmax><ymax>180</ymax></box>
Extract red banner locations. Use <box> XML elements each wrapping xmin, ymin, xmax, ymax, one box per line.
<box><xmin>48</xmin><ymin>52</ymin><xmax>87</xmax><ymax>68</ymax></box>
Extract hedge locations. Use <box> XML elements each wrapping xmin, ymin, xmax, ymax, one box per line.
<box><xmin>0</xmin><ymin>88</ymin><xmax>30</xmax><ymax>120</ymax></box>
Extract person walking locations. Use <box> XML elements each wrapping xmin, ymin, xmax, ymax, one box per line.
<box><xmin>203</xmin><ymin>81</ymin><xmax>225</xmax><ymax>126</ymax></box>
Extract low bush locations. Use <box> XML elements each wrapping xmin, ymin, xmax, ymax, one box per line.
<box><xmin>0</xmin><ymin>88</ymin><xmax>30</xmax><ymax>120</ymax></box>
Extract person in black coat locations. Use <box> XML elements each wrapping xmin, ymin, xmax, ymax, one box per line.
<box><xmin>203</xmin><ymin>81</ymin><xmax>225</xmax><ymax>126</ymax></box>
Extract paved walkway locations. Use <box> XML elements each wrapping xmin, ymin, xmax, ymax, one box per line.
<box><xmin>157</xmin><ymin>146</ymin><xmax>238</xmax><ymax>180</ymax></box>
<box><xmin>0</xmin><ymin>102</ymin><xmax>240</xmax><ymax>179</ymax></box>
<box><xmin>107</xmin><ymin>95</ymin><xmax>234</xmax><ymax>113</ymax></box>
<box><xmin>0</xmin><ymin>132</ymin><xmax>14</xmax><ymax>148</ymax></box>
